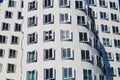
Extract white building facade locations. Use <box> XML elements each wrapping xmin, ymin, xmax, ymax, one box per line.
<box><xmin>0</xmin><ymin>0</ymin><xmax>120</xmax><ymax>80</ymax></box>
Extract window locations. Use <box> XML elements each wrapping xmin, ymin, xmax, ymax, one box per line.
<box><xmin>28</xmin><ymin>16</ymin><xmax>37</xmax><ymax>27</ymax></box>
<box><xmin>61</xmin><ymin>30</ymin><xmax>72</xmax><ymax>41</ymax></box>
<box><xmin>112</xmin><ymin>26</ymin><xmax>120</xmax><ymax>34</ymax></box>
<box><xmin>44</xmin><ymin>48</ymin><xmax>55</xmax><ymax>60</ymax></box>
<box><xmin>21</xmin><ymin>0</ymin><xmax>24</xmax><ymax>8</ymax></box>
<box><xmin>8</xmin><ymin>0</ymin><xmax>16</xmax><ymax>7</ymax></box>
<box><xmin>17</xmin><ymin>12</ymin><xmax>23</xmax><ymax>19</ymax></box>
<box><xmin>111</xmin><ymin>13</ymin><xmax>119</xmax><ymax>22</ymax></box>
<box><xmin>43</xmin><ymin>0</ymin><xmax>53</xmax><ymax>8</ymax></box>
<box><xmin>97</xmin><ymin>56</ymin><xmax>103</xmax><ymax>68</ymax></box>
<box><xmin>0</xmin><ymin>63</ymin><xmax>2</xmax><ymax>72</ymax></box>
<box><xmin>7</xmin><ymin>63</ymin><xmax>16</xmax><ymax>73</ymax></box>
<box><xmin>59</xmin><ymin>0</ymin><xmax>70</xmax><ymax>7</ymax></box>
<box><xmin>110</xmin><ymin>2</ymin><xmax>118</xmax><ymax>9</ymax></box>
<box><xmin>14</xmin><ymin>23</ymin><xmax>21</xmax><ymax>31</ymax></box>
<box><xmin>88</xmin><ymin>8</ymin><xmax>97</xmax><ymax>19</ymax></box>
<box><xmin>27</xmin><ymin>32</ymin><xmax>37</xmax><ymax>44</ymax></box>
<box><xmin>63</xmin><ymin>67</ymin><xmax>74</xmax><ymax>79</ymax></box>
<box><xmin>101</xmin><ymin>24</ymin><xmax>109</xmax><ymax>33</ymax></box>
<box><xmin>106</xmin><ymin>52</ymin><xmax>114</xmax><ymax>61</ymax></box>
<box><xmin>100</xmin><ymin>12</ymin><xmax>108</xmax><ymax>20</ymax></box>
<box><xmin>116</xmin><ymin>53</ymin><xmax>120</xmax><ymax>61</ymax></box>
<box><xmin>99</xmin><ymin>0</ymin><xmax>107</xmax><ymax>7</ymax></box>
<box><xmin>43</xmin><ymin>30</ymin><xmax>54</xmax><ymax>41</ymax></box>
<box><xmin>106</xmin><ymin>67</ymin><xmax>116</xmax><ymax>76</ymax></box>
<box><xmin>75</xmin><ymin>1</ymin><xmax>84</xmax><ymax>9</ymax></box>
<box><xmin>114</xmin><ymin>39</ymin><xmax>120</xmax><ymax>47</ymax></box>
<box><xmin>93</xmin><ymin>38</ymin><xmax>100</xmax><ymax>49</ymax></box>
<box><xmin>61</xmin><ymin>48</ymin><xmax>74</xmax><ymax>59</ymax></box>
<box><xmin>44</xmin><ymin>68</ymin><xmax>55</xmax><ymax>80</ymax></box>
<box><xmin>79</xmin><ymin>32</ymin><xmax>88</xmax><ymax>42</ymax></box>
<box><xmin>2</xmin><ymin>22</ymin><xmax>10</xmax><ymax>31</ymax></box>
<box><xmin>81</xmin><ymin>50</ymin><xmax>91</xmax><ymax>61</ymax></box>
<box><xmin>99</xmin><ymin>75</ymin><xmax>104</xmax><ymax>80</ymax></box>
<box><xmin>60</xmin><ymin>13</ymin><xmax>71</xmax><ymax>23</ymax></box>
<box><xmin>27</xmin><ymin>70</ymin><xmax>37</xmax><ymax>80</ymax></box>
<box><xmin>77</xmin><ymin>16</ymin><xmax>86</xmax><ymax>26</ymax></box>
<box><xmin>118</xmin><ymin>67</ymin><xmax>120</xmax><ymax>76</ymax></box>
<box><xmin>83</xmin><ymin>69</ymin><xmax>92</xmax><ymax>80</ymax></box>
<box><xmin>11</xmin><ymin>36</ymin><xmax>19</xmax><ymax>44</ymax></box>
<box><xmin>6</xmin><ymin>79</ymin><xmax>14</xmax><ymax>80</ymax></box>
<box><xmin>0</xmin><ymin>49</ymin><xmax>4</xmax><ymax>57</ymax></box>
<box><xmin>28</xmin><ymin>1</ymin><xmax>37</xmax><ymax>11</ymax></box>
<box><xmin>43</xmin><ymin>14</ymin><xmax>54</xmax><ymax>24</ymax></box>
<box><xmin>103</xmin><ymin>38</ymin><xmax>111</xmax><ymax>46</ymax></box>
<box><xmin>5</xmin><ymin>11</ymin><xmax>13</xmax><ymax>19</ymax></box>
<box><xmin>9</xmin><ymin>49</ymin><xmax>17</xmax><ymax>58</ymax></box>
<box><xmin>88</xmin><ymin>0</ymin><xmax>96</xmax><ymax>6</ymax></box>
<box><xmin>27</xmin><ymin>50</ymin><xmax>37</xmax><ymax>62</ymax></box>
<box><xmin>0</xmin><ymin>35</ymin><xmax>7</xmax><ymax>43</ymax></box>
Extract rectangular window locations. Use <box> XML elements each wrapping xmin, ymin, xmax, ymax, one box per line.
<box><xmin>106</xmin><ymin>52</ymin><xmax>114</xmax><ymax>61</ymax></box>
<box><xmin>0</xmin><ymin>49</ymin><xmax>4</xmax><ymax>57</ymax></box>
<box><xmin>81</xmin><ymin>50</ymin><xmax>91</xmax><ymax>61</ymax></box>
<box><xmin>97</xmin><ymin>56</ymin><xmax>103</xmax><ymax>68</ymax></box>
<box><xmin>110</xmin><ymin>2</ymin><xmax>118</xmax><ymax>9</ymax></box>
<box><xmin>77</xmin><ymin>16</ymin><xmax>86</xmax><ymax>26</ymax></box>
<box><xmin>43</xmin><ymin>14</ymin><xmax>54</xmax><ymax>24</ymax></box>
<box><xmin>106</xmin><ymin>67</ymin><xmax>116</xmax><ymax>76</ymax></box>
<box><xmin>114</xmin><ymin>39</ymin><xmax>120</xmax><ymax>47</ymax></box>
<box><xmin>83</xmin><ymin>69</ymin><xmax>92</xmax><ymax>80</ymax></box>
<box><xmin>61</xmin><ymin>30</ymin><xmax>72</xmax><ymax>41</ymax></box>
<box><xmin>27</xmin><ymin>50</ymin><xmax>37</xmax><ymax>62</ymax></box>
<box><xmin>7</xmin><ymin>63</ymin><xmax>16</xmax><ymax>73</ymax></box>
<box><xmin>103</xmin><ymin>38</ymin><xmax>111</xmax><ymax>46</ymax></box>
<box><xmin>93</xmin><ymin>38</ymin><xmax>100</xmax><ymax>49</ymax></box>
<box><xmin>9</xmin><ymin>49</ymin><xmax>17</xmax><ymax>58</ymax></box>
<box><xmin>60</xmin><ymin>13</ymin><xmax>71</xmax><ymax>23</ymax></box>
<box><xmin>111</xmin><ymin>13</ymin><xmax>119</xmax><ymax>22</ymax></box>
<box><xmin>118</xmin><ymin>67</ymin><xmax>120</xmax><ymax>76</ymax></box>
<box><xmin>28</xmin><ymin>1</ymin><xmax>37</xmax><ymax>11</ymax></box>
<box><xmin>43</xmin><ymin>30</ymin><xmax>54</xmax><ymax>41</ymax></box>
<box><xmin>99</xmin><ymin>75</ymin><xmax>104</xmax><ymax>80</ymax></box>
<box><xmin>59</xmin><ymin>0</ymin><xmax>70</xmax><ymax>7</ymax></box>
<box><xmin>11</xmin><ymin>36</ymin><xmax>19</xmax><ymax>44</ymax></box>
<box><xmin>101</xmin><ymin>24</ymin><xmax>109</xmax><ymax>33</ymax></box>
<box><xmin>61</xmin><ymin>48</ymin><xmax>73</xmax><ymax>59</ymax></box>
<box><xmin>28</xmin><ymin>16</ymin><xmax>37</xmax><ymax>27</ymax></box>
<box><xmin>14</xmin><ymin>23</ymin><xmax>21</xmax><ymax>31</ymax></box>
<box><xmin>8</xmin><ymin>0</ymin><xmax>16</xmax><ymax>7</ymax></box>
<box><xmin>44</xmin><ymin>48</ymin><xmax>55</xmax><ymax>60</ymax></box>
<box><xmin>44</xmin><ymin>68</ymin><xmax>55</xmax><ymax>80</ymax></box>
<box><xmin>75</xmin><ymin>1</ymin><xmax>84</xmax><ymax>9</ymax></box>
<box><xmin>88</xmin><ymin>0</ymin><xmax>96</xmax><ymax>6</ymax></box>
<box><xmin>63</xmin><ymin>67</ymin><xmax>74</xmax><ymax>79</ymax></box>
<box><xmin>100</xmin><ymin>12</ymin><xmax>108</xmax><ymax>20</ymax></box>
<box><xmin>79</xmin><ymin>32</ymin><xmax>88</xmax><ymax>42</ymax></box>
<box><xmin>2</xmin><ymin>22</ymin><xmax>10</xmax><ymax>31</ymax></box>
<box><xmin>17</xmin><ymin>12</ymin><xmax>23</xmax><ymax>19</ymax></box>
<box><xmin>27</xmin><ymin>70</ymin><xmax>37</xmax><ymax>80</ymax></box>
<box><xmin>5</xmin><ymin>11</ymin><xmax>13</xmax><ymax>19</ymax></box>
<box><xmin>0</xmin><ymin>35</ymin><xmax>7</xmax><ymax>43</ymax></box>
<box><xmin>43</xmin><ymin>0</ymin><xmax>53</xmax><ymax>8</ymax></box>
<box><xmin>27</xmin><ymin>32</ymin><xmax>37</xmax><ymax>44</ymax></box>
<box><xmin>112</xmin><ymin>26</ymin><xmax>119</xmax><ymax>34</ymax></box>
<box><xmin>99</xmin><ymin>0</ymin><xmax>107</xmax><ymax>7</ymax></box>
<box><xmin>116</xmin><ymin>53</ymin><xmax>120</xmax><ymax>61</ymax></box>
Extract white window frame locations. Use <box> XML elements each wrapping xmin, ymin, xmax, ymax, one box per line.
<box><xmin>7</xmin><ymin>63</ymin><xmax>16</xmax><ymax>73</ymax></box>
<box><xmin>27</xmin><ymin>50</ymin><xmax>37</xmax><ymax>62</ymax></box>
<box><xmin>101</xmin><ymin>24</ymin><xmax>110</xmax><ymax>33</ymax></box>
<box><xmin>28</xmin><ymin>0</ymin><xmax>37</xmax><ymax>11</ymax></box>
<box><xmin>79</xmin><ymin>32</ymin><xmax>89</xmax><ymax>43</ymax></box>
<box><xmin>8</xmin><ymin>0</ymin><xmax>16</xmax><ymax>7</ymax></box>
<box><xmin>75</xmin><ymin>1</ymin><xmax>84</xmax><ymax>9</ymax></box>
<box><xmin>27</xmin><ymin>32</ymin><xmax>38</xmax><ymax>44</ymax></box>
<box><xmin>43</xmin><ymin>0</ymin><xmax>53</xmax><ymax>8</ymax></box>
<box><xmin>0</xmin><ymin>49</ymin><xmax>4</xmax><ymax>57</ymax></box>
<box><xmin>77</xmin><ymin>16</ymin><xmax>86</xmax><ymax>26</ymax></box>
<box><xmin>44</xmin><ymin>48</ymin><xmax>55</xmax><ymax>60</ymax></box>
<box><xmin>0</xmin><ymin>35</ymin><xmax>7</xmax><ymax>43</ymax></box>
<box><xmin>106</xmin><ymin>67</ymin><xmax>116</xmax><ymax>76</ymax></box>
<box><xmin>9</xmin><ymin>49</ymin><xmax>17</xmax><ymax>58</ymax></box>
<box><xmin>44</xmin><ymin>68</ymin><xmax>55</xmax><ymax>80</ymax></box>
<box><xmin>43</xmin><ymin>30</ymin><xmax>54</xmax><ymax>41</ymax></box>
<box><xmin>43</xmin><ymin>14</ymin><xmax>54</xmax><ymax>24</ymax></box>
<box><xmin>11</xmin><ymin>36</ymin><xmax>19</xmax><ymax>44</ymax></box>
<box><xmin>81</xmin><ymin>50</ymin><xmax>91</xmax><ymax>61</ymax></box>
<box><xmin>60</xmin><ymin>13</ymin><xmax>71</xmax><ymax>23</ymax></box>
<box><xmin>61</xmin><ymin>30</ymin><xmax>72</xmax><ymax>41</ymax></box>
<box><xmin>59</xmin><ymin>0</ymin><xmax>70</xmax><ymax>7</ymax></box>
<box><xmin>63</xmin><ymin>67</ymin><xmax>74</xmax><ymax>79</ymax></box>
<box><xmin>106</xmin><ymin>52</ymin><xmax>114</xmax><ymax>61</ymax></box>
<box><xmin>103</xmin><ymin>38</ymin><xmax>111</xmax><ymax>47</ymax></box>
<box><xmin>27</xmin><ymin>70</ymin><xmax>37</xmax><ymax>80</ymax></box>
<box><xmin>28</xmin><ymin>16</ymin><xmax>37</xmax><ymax>27</ymax></box>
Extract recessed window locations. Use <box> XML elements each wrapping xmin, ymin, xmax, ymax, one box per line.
<box><xmin>9</xmin><ymin>49</ymin><xmax>17</xmax><ymax>58</ymax></box>
<box><xmin>96</xmin><ymin>56</ymin><xmax>103</xmax><ymax>68</ymax></box>
<box><xmin>28</xmin><ymin>1</ymin><xmax>37</xmax><ymax>11</ymax></box>
<box><xmin>106</xmin><ymin>52</ymin><xmax>114</xmax><ymax>61</ymax></box>
<box><xmin>0</xmin><ymin>49</ymin><xmax>4</xmax><ymax>57</ymax></box>
<box><xmin>81</xmin><ymin>50</ymin><xmax>91</xmax><ymax>61</ymax></box>
<box><xmin>43</xmin><ymin>30</ymin><xmax>54</xmax><ymax>41</ymax></box>
<box><xmin>106</xmin><ymin>67</ymin><xmax>116</xmax><ymax>76</ymax></box>
<box><xmin>27</xmin><ymin>32</ymin><xmax>38</xmax><ymax>44</ymax></box>
<box><xmin>44</xmin><ymin>68</ymin><xmax>55</xmax><ymax>80</ymax></box>
<box><xmin>8</xmin><ymin>0</ymin><xmax>16</xmax><ymax>7</ymax></box>
<box><xmin>28</xmin><ymin>16</ymin><xmax>37</xmax><ymax>27</ymax></box>
<box><xmin>88</xmin><ymin>0</ymin><xmax>96</xmax><ymax>6</ymax></box>
<box><xmin>112</xmin><ymin>26</ymin><xmax>119</xmax><ymax>34</ymax></box>
<box><xmin>7</xmin><ymin>63</ymin><xmax>16</xmax><ymax>73</ymax></box>
<box><xmin>83</xmin><ymin>69</ymin><xmax>92</xmax><ymax>80</ymax></box>
<box><xmin>101</xmin><ymin>24</ymin><xmax>109</xmax><ymax>33</ymax></box>
<box><xmin>63</xmin><ymin>67</ymin><xmax>74</xmax><ymax>79</ymax></box>
<box><xmin>99</xmin><ymin>74</ymin><xmax>105</xmax><ymax>80</ymax></box>
<box><xmin>0</xmin><ymin>35</ymin><xmax>7</xmax><ymax>44</ymax></box>
<box><xmin>116</xmin><ymin>53</ymin><xmax>120</xmax><ymax>61</ymax></box>
<box><xmin>27</xmin><ymin>50</ymin><xmax>37</xmax><ymax>63</ymax></box>
<box><xmin>27</xmin><ymin>70</ymin><xmax>37</xmax><ymax>80</ymax></box>
<box><xmin>2</xmin><ymin>22</ymin><xmax>10</xmax><ymax>31</ymax></box>
<box><xmin>61</xmin><ymin>48</ymin><xmax>74</xmax><ymax>59</ymax></box>
<box><xmin>44</xmin><ymin>48</ymin><xmax>55</xmax><ymax>60</ymax></box>
<box><xmin>61</xmin><ymin>30</ymin><xmax>72</xmax><ymax>41</ymax></box>
<box><xmin>11</xmin><ymin>36</ymin><xmax>19</xmax><ymax>44</ymax></box>
<box><xmin>59</xmin><ymin>0</ymin><xmax>70</xmax><ymax>8</ymax></box>
<box><xmin>14</xmin><ymin>23</ymin><xmax>21</xmax><ymax>31</ymax></box>
<box><xmin>118</xmin><ymin>67</ymin><xmax>120</xmax><ymax>76</ymax></box>
<box><xmin>79</xmin><ymin>32</ymin><xmax>88</xmax><ymax>43</ymax></box>
<box><xmin>99</xmin><ymin>0</ymin><xmax>107</xmax><ymax>7</ymax></box>
<box><xmin>43</xmin><ymin>0</ymin><xmax>53</xmax><ymax>8</ymax></box>
<box><xmin>60</xmin><ymin>13</ymin><xmax>71</xmax><ymax>23</ymax></box>
<box><xmin>17</xmin><ymin>12</ymin><xmax>23</xmax><ymax>19</ymax></box>
<box><xmin>111</xmin><ymin>13</ymin><xmax>119</xmax><ymax>22</ymax></box>
<box><xmin>114</xmin><ymin>39</ymin><xmax>120</xmax><ymax>47</ymax></box>
<box><xmin>100</xmin><ymin>12</ymin><xmax>108</xmax><ymax>20</ymax></box>
<box><xmin>93</xmin><ymin>38</ymin><xmax>100</xmax><ymax>49</ymax></box>
<box><xmin>110</xmin><ymin>2</ymin><xmax>118</xmax><ymax>9</ymax></box>
<box><xmin>75</xmin><ymin>1</ymin><xmax>83</xmax><ymax>9</ymax></box>
<box><xmin>5</xmin><ymin>11</ymin><xmax>13</xmax><ymax>19</ymax></box>
<box><xmin>43</xmin><ymin>14</ymin><xmax>54</xmax><ymax>24</ymax></box>
<box><xmin>77</xmin><ymin>16</ymin><xmax>86</xmax><ymax>26</ymax></box>
<box><xmin>103</xmin><ymin>38</ymin><xmax>111</xmax><ymax>46</ymax></box>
